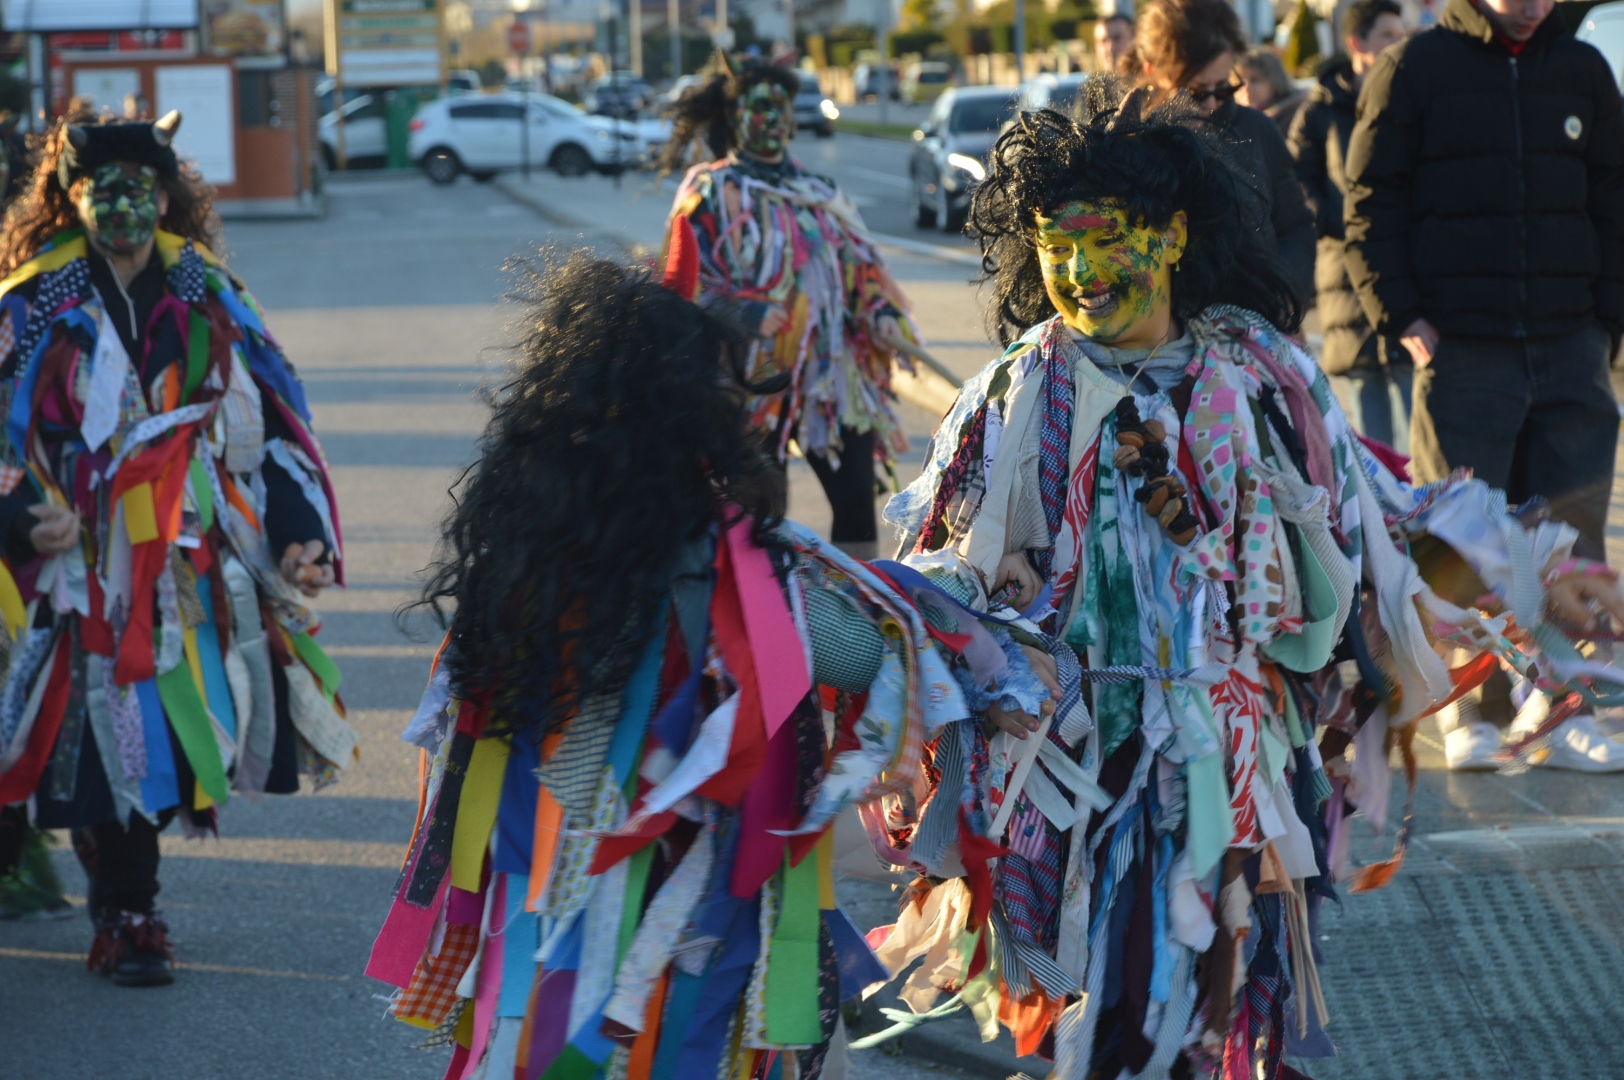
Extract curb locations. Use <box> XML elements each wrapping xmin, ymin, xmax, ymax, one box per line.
<box><xmin>871</xmin><ymin>232</ymin><xmax>983</xmax><ymax>268</ymax></box>
<box><xmin>491</xmin><ymin>177</ymin><xmax>655</xmax><ymax>256</ymax></box>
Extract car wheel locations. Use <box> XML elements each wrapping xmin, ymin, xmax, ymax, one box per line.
<box><xmin>423</xmin><ymin>148</ymin><xmax>461</xmax><ymax>185</ymax></box>
<box><xmin>551</xmin><ymin>143</ymin><xmax>593</xmax><ymax>178</ymax></box>
<box><xmin>470</xmin><ymin>170</ymin><xmax>497</xmax><ymax>182</ymax></box>
<box><xmin>937</xmin><ymin>185</ymin><xmax>963</xmax><ymax>234</ymax></box>
<box><xmin>815</xmin><ymin>123</ymin><xmax>834</xmax><ymax>139</ymax></box>
<box><xmin>910</xmin><ymin>176</ymin><xmax>937</xmax><ymax>229</ymax></box>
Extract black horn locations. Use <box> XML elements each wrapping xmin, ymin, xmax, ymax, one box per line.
<box><xmin>65</xmin><ymin>125</ymin><xmax>88</xmax><ymax>149</ymax></box>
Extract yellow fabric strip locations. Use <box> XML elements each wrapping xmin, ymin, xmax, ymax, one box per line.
<box><xmin>154</xmin><ymin>230</ymin><xmax>224</xmax><ymax>269</ymax></box>
<box><xmin>816</xmin><ymin>828</ymin><xmax>835</xmax><ymax>909</ymax></box>
<box><xmin>123</xmin><ymin>483</ymin><xmax>160</xmax><ymax>544</ymax></box>
<box><xmin>0</xmin><ymin>561</ymin><xmax>26</xmax><ymax>640</ymax></box>
<box><xmin>194</xmin><ymin>778</ymin><xmax>213</xmax><ymax>811</ymax></box>
<box><xmin>182</xmin><ymin>626</ymin><xmax>206</xmax><ymax>698</ymax></box>
<box><xmin>0</xmin><ymin>236</ymin><xmax>87</xmax><ymax>299</ymax></box>
<box><xmin>451</xmin><ymin>736</ymin><xmax>510</xmax><ymax>892</ymax></box>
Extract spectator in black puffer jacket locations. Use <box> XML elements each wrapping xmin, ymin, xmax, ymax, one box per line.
<box><xmin>1346</xmin><ymin>0</ymin><xmax>1624</xmax><ymax>773</ymax></box>
<box><xmin>1288</xmin><ymin>0</ymin><xmax>1408</xmax><ymax>448</ymax></box>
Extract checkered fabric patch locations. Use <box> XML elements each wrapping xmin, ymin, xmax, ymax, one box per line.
<box><xmin>389</xmin><ymin>921</ymin><xmax>480</xmax><ymax>1027</ymax></box>
<box><xmin>167</xmin><ymin>242</ymin><xmax>207</xmax><ymax>304</ymax></box>
<box><xmin>0</xmin><ymin>308</ymin><xmax>15</xmax><ymax>362</ymax></box>
<box><xmin>0</xmin><ymin>465</ymin><xmax>24</xmax><ymax>497</ymax></box>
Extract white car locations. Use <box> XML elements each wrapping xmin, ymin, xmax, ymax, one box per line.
<box><xmin>1578</xmin><ymin>2</ymin><xmax>1624</xmax><ymax>87</ymax></box>
<box><xmin>408</xmin><ymin>93</ymin><xmax>644</xmax><ymax>184</ymax></box>
<box><xmin>318</xmin><ymin>94</ymin><xmax>388</xmax><ymax>168</ymax></box>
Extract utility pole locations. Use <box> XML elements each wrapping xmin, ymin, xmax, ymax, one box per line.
<box><xmin>717</xmin><ymin>0</ymin><xmax>728</xmax><ymax>45</ymax></box>
<box><xmin>1013</xmin><ymin>0</ymin><xmax>1025</xmax><ymax>83</ymax></box>
<box><xmin>631</xmin><ymin>0</ymin><xmax>643</xmax><ymax>76</ymax></box>
<box><xmin>670</xmin><ymin>0</ymin><xmax>682</xmax><ymax>80</ymax></box>
<box><xmin>877</xmin><ymin>5</ymin><xmax>889</xmax><ymax>127</ymax></box>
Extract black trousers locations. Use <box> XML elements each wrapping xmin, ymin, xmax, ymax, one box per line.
<box><xmin>805</xmin><ymin>426</ymin><xmax>878</xmax><ymax>547</ymax></box>
<box><xmin>71</xmin><ymin>808</ymin><xmax>175</xmax><ymax>920</ymax></box>
<box><xmin>1412</xmin><ymin>324</ymin><xmax>1619</xmax><ymax>726</ymax></box>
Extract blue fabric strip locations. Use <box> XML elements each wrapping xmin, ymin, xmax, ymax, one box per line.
<box><xmin>609</xmin><ymin>622</ymin><xmax>665</xmax><ymax>787</ymax></box>
<box><xmin>1150</xmin><ymin>832</ymin><xmax>1173</xmax><ymax>1004</ymax></box>
<box><xmin>495</xmin><ymin>732</ymin><xmax>541</xmax><ymax>874</ymax></box>
<box><xmin>650</xmin><ymin>667</ymin><xmax>702</xmax><ymax>756</ymax></box>
<box><xmin>499</xmin><ymin>873</ymin><xmax>539</xmax><ymax>1017</ymax></box>
<box><xmin>10</xmin><ymin>307</ymin><xmax>95</xmax><ymax>458</ymax></box>
<box><xmin>671</xmin><ymin>895</ymin><xmax>762</xmax><ymax>1079</ymax></box>
<box><xmin>872</xmin><ymin>558</ymin><xmax>1051</xmax><ymax>625</ymax></box>
<box><xmin>135</xmin><ymin>678</ymin><xmax>179</xmax><ymax>813</ymax></box>
<box><xmin>192</xmin><ymin>584</ymin><xmax>237</xmax><ymax>739</ymax></box>
<box><xmin>648</xmin><ymin>970</ymin><xmax>706</xmax><ymax>1080</ymax></box>
<box><xmin>824</xmin><ymin>907</ymin><xmax>890</xmax><ymax>1000</ymax></box>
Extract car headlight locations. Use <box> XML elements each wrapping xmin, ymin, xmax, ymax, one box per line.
<box><xmin>594</xmin><ymin>129</ymin><xmax>610</xmax><ymax>142</ymax></box>
<box><xmin>820</xmin><ymin>99</ymin><xmax>840</xmax><ymax>120</ymax></box>
<box><xmin>947</xmin><ymin>152</ymin><xmax>985</xmax><ymax>182</ymax></box>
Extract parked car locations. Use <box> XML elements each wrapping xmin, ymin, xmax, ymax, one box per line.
<box><xmin>583</xmin><ymin>72</ymin><xmax>653</xmax><ymax>118</ymax></box>
<box><xmin>447</xmin><ymin>69</ymin><xmax>482</xmax><ymax>95</ymax></box>
<box><xmin>657</xmin><ymin>74</ymin><xmax>704</xmax><ymax>111</ymax></box>
<box><xmin>1019</xmin><ymin>72</ymin><xmax>1089</xmax><ymax>115</ymax></box>
<box><xmin>901</xmin><ymin>61</ymin><xmax>953</xmax><ymax>105</ymax></box>
<box><xmin>853</xmin><ymin>61</ymin><xmax>900</xmax><ymax>101</ymax></box>
<box><xmin>408</xmin><ymin>93</ymin><xmax>644</xmax><ymax>183</ymax></box>
<box><xmin>909</xmin><ymin>86</ymin><xmax>1017</xmax><ymax>232</ymax></box>
<box><xmin>1577</xmin><ymin>1</ymin><xmax>1624</xmax><ymax>87</ymax></box>
<box><xmin>793</xmin><ymin>71</ymin><xmax>838</xmax><ymax>138</ymax></box>
<box><xmin>318</xmin><ymin>94</ymin><xmax>388</xmax><ymax>169</ymax></box>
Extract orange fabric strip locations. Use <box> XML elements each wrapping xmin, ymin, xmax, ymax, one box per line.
<box><xmin>525</xmin><ymin>729</ymin><xmax>567</xmax><ymax>912</ymax></box>
<box><xmin>624</xmin><ymin>968</ymin><xmax>669</xmax><ymax>1080</ymax></box>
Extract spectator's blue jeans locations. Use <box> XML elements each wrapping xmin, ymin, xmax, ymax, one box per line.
<box><xmin>1329</xmin><ymin>362</ymin><xmax>1414</xmax><ymax>455</ymax></box>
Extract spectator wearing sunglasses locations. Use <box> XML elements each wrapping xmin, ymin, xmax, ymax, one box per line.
<box><xmin>1130</xmin><ymin>0</ymin><xmax>1316</xmax><ymax>309</ymax></box>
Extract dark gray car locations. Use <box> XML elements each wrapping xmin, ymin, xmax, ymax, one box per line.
<box><xmin>794</xmin><ymin>71</ymin><xmax>836</xmax><ymax>138</ymax></box>
<box><xmin>909</xmin><ymin>86</ymin><xmax>1017</xmax><ymax>233</ymax></box>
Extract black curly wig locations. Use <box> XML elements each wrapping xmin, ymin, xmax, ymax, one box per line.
<box><xmin>969</xmin><ymin>83</ymin><xmax>1302</xmax><ymax>345</ymax></box>
<box><xmin>659</xmin><ymin>52</ymin><xmax>801</xmax><ymax>173</ymax></box>
<box><xmin>417</xmin><ymin>250</ymin><xmax>786</xmax><ymax>738</ymax></box>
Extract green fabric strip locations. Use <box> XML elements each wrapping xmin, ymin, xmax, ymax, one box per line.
<box><xmin>764</xmin><ymin>852</ymin><xmax>822</xmax><ymax>1044</ymax></box>
<box><xmin>615</xmin><ymin>843</ymin><xmax>655</xmax><ymax>969</ymax></box>
<box><xmin>536</xmin><ymin>1044</ymin><xmax>600</xmax><ymax>1080</ymax></box>
<box><xmin>156</xmin><ymin>656</ymin><xmax>230</xmax><ymax>804</ymax></box>
<box><xmin>187</xmin><ymin>458</ymin><xmax>215</xmax><ymax>533</ymax></box>
<box><xmin>291</xmin><ymin>631</ymin><xmax>341</xmax><ymax>704</ymax></box>
<box><xmin>184</xmin><ymin>309</ymin><xmax>209</xmax><ymax>403</ymax></box>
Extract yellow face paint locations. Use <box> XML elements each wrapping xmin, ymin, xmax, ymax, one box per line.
<box><xmin>1033</xmin><ymin>200</ymin><xmax>1187</xmax><ymax>347</ymax></box>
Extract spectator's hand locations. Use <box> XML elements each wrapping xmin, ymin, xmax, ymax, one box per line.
<box><xmin>281</xmin><ymin>540</ymin><xmax>334</xmax><ymax>597</ymax></box>
<box><xmin>1547</xmin><ymin>568</ymin><xmax>1624</xmax><ymax>631</ymax></box>
<box><xmin>1400</xmin><ymin>317</ymin><xmax>1441</xmax><ymax>367</ymax></box>
<box><xmin>757</xmin><ymin>305</ymin><xmax>789</xmax><ymax>338</ymax></box>
<box><xmin>27</xmin><ymin>504</ymin><xmax>79</xmax><ymax>556</ymax></box>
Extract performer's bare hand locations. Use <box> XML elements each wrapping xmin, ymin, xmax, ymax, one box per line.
<box><xmin>989</xmin><ymin>552</ymin><xmax>1041</xmax><ymax>610</ymax></box>
<box><xmin>28</xmin><ymin>504</ymin><xmax>80</xmax><ymax>555</ymax></box>
<box><xmin>1547</xmin><ymin>569</ymin><xmax>1624</xmax><ymax>631</ymax></box>
<box><xmin>1400</xmin><ymin>317</ymin><xmax>1440</xmax><ymax>368</ymax></box>
<box><xmin>281</xmin><ymin>540</ymin><xmax>334</xmax><ymax>597</ymax></box>
<box><xmin>1021</xmin><ymin>644</ymin><xmax>1061</xmax><ymax>699</ymax></box>
<box><xmin>758</xmin><ymin>305</ymin><xmax>789</xmax><ymax>337</ymax></box>
<box><xmin>875</xmin><ymin>314</ymin><xmax>902</xmax><ymax>347</ymax></box>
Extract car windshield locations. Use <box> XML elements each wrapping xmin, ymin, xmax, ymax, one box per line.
<box><xmin>950</xmin><ymin>95</ymin><xmax>1014</xmax><ymax>132</ymax></box>
<box><xmin>799</xmin><ymin>75</ymin><xmax>821</xmax><ymax>94</ymax></box>
<box><xmin>917</xmin><ymin>70</ymin><xmax>949</xmax><ymax>84</ymax></box>
<box><xmin>535</xmin><ymin>95</ymin><xmax>583</xmax><ymax>117</ymax></box>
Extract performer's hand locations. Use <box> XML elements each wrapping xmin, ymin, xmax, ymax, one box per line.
<box><xmin>281</xmin><ymin>540</ymin><xmax>334</xmax><ymax>597</ymax></box>
<box><xmin>875</xmin><ymin>314</ymin><xmax>902</xmax><ymax>348</ymax></box>
<box><xmin>1400</xmin><ymin>317</ymin><xmax>1440</xmax><ymax>368</ymax></box>
<box><xmin>987</xmin><ymin>698</ymin><xmax>1048</xmax><ymax>740</ymax></box>
<box><xmin>1020</xmin><ymin>644</ymin><xmax>1061</xmax><ymax>699</ymax></box>
<box><xmin>27</xmin><ymin>504</ymin><xmax>80</xmax><ymax>555</ymax></box>
<box><xmin>1547</xmin><ymin>567</ymin><xmax>1624</xmax><ymax>631</ymax></box>
<box><xmin>990</xmin><ymin>552</ymin><xmax>1041</xmax><ymax>610</ymax></box>
<box><xmin>758</xmin><ymin>305</ymin><xmax>789</xmax><ymax>337</ymax></box>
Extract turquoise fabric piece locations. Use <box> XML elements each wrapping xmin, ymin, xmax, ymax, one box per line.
<box><xmin>1261</xmin><ymin>526</ymin><xmax>1340</xmax><ymax>673</ymax></box>
<box><xmin>1184</xmin><ymin>750</ymin><xmax>1233</xmax><ymax>880</ymax></box>
<box><xmin>499</xmin><ymin>872</ymin><xmax>539</xmax><ymax>1017</ymax></box>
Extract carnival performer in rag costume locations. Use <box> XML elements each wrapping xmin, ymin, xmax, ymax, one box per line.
<box><xmin>368</xmin><ymin>248</ymin><xmax>1061</xmax><ymax>1079</ymax></box>
<box><xmin>866</xmin><ymin>94</ymin><xmax>1624</xmax><ymax>1078</ymax></box>
<box><xmin>661</xmin><ymin>54</ymin><xmax>921</xmax><ymax>560</ymax></box>
<box><xmin>0</xmin><ymin>114</ymin><xmax>353</xmax><ymax>985</ymax></box>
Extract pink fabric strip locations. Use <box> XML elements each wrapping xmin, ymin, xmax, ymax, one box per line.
<box><xmin>725</xmin><ymin>516</ymin><xmax>809</xmax><ymax>738</ymax></box>
<box><xmin>459</xmin><ymin>875</ymin><xmax>507</xmax><ymax>1080</ymax></box>
<box><xmin>365</xmin><ymin>876</ymin><xmax>449</xmax><ymax>988</ymax></box>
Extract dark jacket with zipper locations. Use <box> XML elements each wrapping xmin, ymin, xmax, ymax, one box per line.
<box><xmin>1290</xmin><ymin>60</ymin><xmax>1390</xmax><ymax>373</ymax></box>
<box><xmin>1343</xmin><ymin>0</ymin><xmax>1624</xmax><ymax>341</ymax></box>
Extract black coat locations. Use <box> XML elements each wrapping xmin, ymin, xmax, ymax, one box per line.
<box><xmin>1213</xmin><ymin>99</ymin><xmax>1317</xmax><ymax>310</ymax></box>
<box><xmin>1343</xmin><ymin>0</ymin><xmax>1624</xmax><ymax>341</ymax></box>
<box><xmin>1290</xmin><ymin>60</ymin><xmax>1387</xmax><ymax>373</ymax></box>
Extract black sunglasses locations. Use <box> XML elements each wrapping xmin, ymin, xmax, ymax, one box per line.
<box><xmin>1185</xmin><ymin>82</ymin><xmax>1239</xmax><ymax>104</ymax></box>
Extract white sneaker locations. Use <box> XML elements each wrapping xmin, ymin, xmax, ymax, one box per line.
<box><xmin>1508</xmin><ymin>689</ymin><xmax>1550</xmax><ymax>737</ymax></box>
<box><xmin>1444</xmin><ymin>722</ymin><xmax>1503</xmax><ymax>771</ymax></box>
<box><xmin>1534</xmin><ymin>713</ymin><xmax>1624</xmax><ymax>773</ymax></box>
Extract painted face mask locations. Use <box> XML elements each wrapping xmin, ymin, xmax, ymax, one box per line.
<box><xmin>1033</xmin><ymin>200</ymin><xmax>1184</xmax><ymax>345</ymax></box>
<box><xmin>735</xmin><ymin>81</ymin><xmax>792</xmax><ymax>161</ymax></box>
<box><xmin>76</xmin><ymin>162</ymin><xmax>161</xmax><ymax>255</ymax></box>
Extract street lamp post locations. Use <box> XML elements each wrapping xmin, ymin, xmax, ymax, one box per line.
<box><xmin>670</xmin><ymin>0</ymin><xmax>682</xmax><ymax>80</ymax></box>
<box><xmin>1013</xmin><ymin>0</ymin><xmax>1025</xmax><ymax>83</ymax></box>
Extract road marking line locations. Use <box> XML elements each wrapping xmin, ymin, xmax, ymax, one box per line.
<box><xmin>158</xmin><ymin>837</ymin><xmax>406</xmax><ymax>868</ymax></box>
<box><xmin>842</xmin><ymin>166</ymin><xmax>911</xmax><ymax>189</ymax></box>
<box><xmin>0</xmin><ymin>947</ymin><xmax>357</xmax><ymax>981</ymax></box>
<box><xmin>322</xmin><ymin>645</ymin><xmax>439</xmax><ymax>659</ymax></box>
<box><xmin>870</xmin><ymin>232</ymin><xmax>982</xmax><ymax>267</ymax></box>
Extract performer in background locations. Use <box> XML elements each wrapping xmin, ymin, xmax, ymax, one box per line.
<box><xmin>661</xmin><ymin>53</ymin><xmax>921</xmax><ymax>560</ymax></box>
<box><xmin>0</xmin><ymin>114</ymin><xmax>353</xmax><ymax>985</ymax></box>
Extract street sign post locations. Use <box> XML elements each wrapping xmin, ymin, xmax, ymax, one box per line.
<box><xmin>510</xmin><ymin>19</ymin><xmax>532</xmax><ymax>179</ymax></box>
<box><xmin>507</xmin><ymin>20</ymin><xmax>531</xmax><ymax>55</ymax></box>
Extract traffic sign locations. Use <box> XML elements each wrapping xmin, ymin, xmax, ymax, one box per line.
<box><xmin>507</xmin><ymin>20</ymin><xmax>531</xmax><ymax>55</ymax></box>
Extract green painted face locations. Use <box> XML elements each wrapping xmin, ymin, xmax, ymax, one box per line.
<box><xmin>76</xmin><ymin>162</ymin><xmax>161</xmax><ymax>255</ymax></box>
<box><xmin>736</xmin><ymin>81</ymin><xmax>792</xmax><ymax>161</ymax></box>
<box><xmin>1033</xmin><ymin>200</ymin><xmax>1186</xmax><ymax>347</ymax></box>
